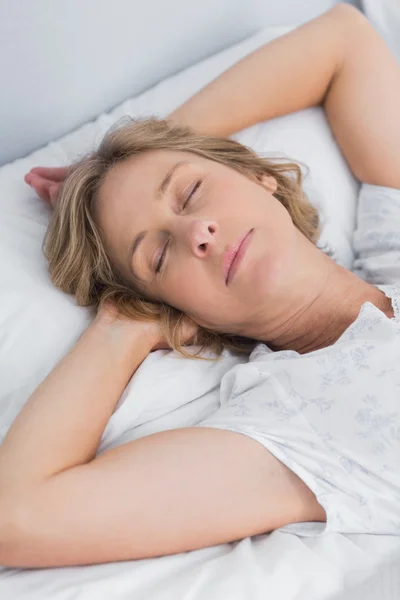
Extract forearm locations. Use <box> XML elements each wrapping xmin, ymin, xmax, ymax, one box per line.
<box><xmin>0</xmin><ymin>318</ymin><xmax>154</xmax><ymax>493</ymax></box>
<box><xmin>169</xmin><ymin>3</ymin><xmax>400</xmax><ymax>188</ymax></box>
<box><xmin>168</xmin><ymin>4</ymin><xmax>352</xmax><ymax>137</ymax></box>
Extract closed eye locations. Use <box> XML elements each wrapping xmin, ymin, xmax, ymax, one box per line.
<box><xmin>155</xmin><ymin>179</ymin><xmax>203</xmax><ymax>274</ymax></box>
<box><xmin>181</xmin><ymin>180</ymin><xmax>202</xmax><ymax>211</ymax></box>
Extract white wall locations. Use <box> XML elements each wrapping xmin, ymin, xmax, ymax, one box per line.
<box><xmin>0</xmin><ymin>0</ymin><xmax>359</xmax><ymax>166</ymax></box>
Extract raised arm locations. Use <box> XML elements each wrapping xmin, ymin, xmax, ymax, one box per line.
<box><xmin>169</xmin><ymin>3</ymin><xmax>400</xmax><ymax>189</ymax></box>
<box><xmin>0</xmin><ymin>306</ymin><xmax>322</xmax><ymax>567</ymax></box>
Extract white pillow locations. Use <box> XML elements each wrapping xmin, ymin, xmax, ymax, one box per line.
<box><xmin>0</xmin><ymin>25</ymin><xmax>359</xmax><ymax>444</ymax></box>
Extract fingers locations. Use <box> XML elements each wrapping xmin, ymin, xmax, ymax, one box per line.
<box><xmin>28</xmin><ymin>166</ymin><xmax>68</xmax><ymax>182</ymax></box>
<box><xmin>24</xmin><ymin>166</ymin><xmax>67</xmax><ymax>206</ymax></box>
<box><xmin>24</xmin><ymin>172</ymin><xmax>54</xmax><ymax>204</ymax></box>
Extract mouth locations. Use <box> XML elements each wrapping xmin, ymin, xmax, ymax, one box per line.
<box><xmin>223</xmin><ymin>229</ymin><xmax>254</xmax><ymax>285</ymax></box>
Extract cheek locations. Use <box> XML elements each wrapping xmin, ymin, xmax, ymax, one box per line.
<box><xmin>257</xmin><ymin>234</ymin><xmax>294</xmax><ymax>291</ymax></box>
<box><xmin>160</xmin><ymin>262</ymin><xmax>228</xmax><ymax>329</ymax></box>
<box><xmin>162</xmin><ymin>264</ymin><xmax>214</xmax><ymax>308</ymax></box>
<box><xmin>242</xmin><ymin>202</ymin><xmax>296</xmax><ymax>293</ymax></box>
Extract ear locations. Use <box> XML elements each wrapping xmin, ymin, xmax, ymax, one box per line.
<box><xmin>258</xmin><ymin>174</ymin><xmax>278</xmax><ymax>194</ymax></box>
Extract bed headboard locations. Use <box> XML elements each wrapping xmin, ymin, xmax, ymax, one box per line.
<box><xmin>0</xmin><ymin>0</ymin><xmax>360</xmax><ymax>166</ymax></box>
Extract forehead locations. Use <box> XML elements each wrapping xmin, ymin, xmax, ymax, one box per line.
<box><xmin>98</xmin><ymin>148</ymin><xmax>205</xmax><ymax>203</ymax></box>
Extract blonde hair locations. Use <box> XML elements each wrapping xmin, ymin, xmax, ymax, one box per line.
<box><xmin>43</xmin><ymin>117</ymin><xmax>320</xmax><ymax>359</ymax></box>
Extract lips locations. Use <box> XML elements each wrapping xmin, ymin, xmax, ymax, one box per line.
<box><xmin>223</xmin><ymin>229</ymin><xmax>254</xmax><ymax>285</ymax></box>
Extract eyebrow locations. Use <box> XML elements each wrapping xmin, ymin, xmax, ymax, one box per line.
<box><xmin>128</xmin><ymin>161</ymin><xmax>190</xmax><ymax>279</ymax></box>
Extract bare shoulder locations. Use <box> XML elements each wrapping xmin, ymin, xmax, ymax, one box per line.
<box><xmin>1</xmin><ymin>427</ymin><xmax>325</xmax><ymax>567</ymax></box>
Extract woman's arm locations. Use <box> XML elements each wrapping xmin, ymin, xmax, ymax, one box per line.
<box><xmin>169</xmin><ymin>3</ymin><xmax>400</xmax><ymax>188</ymax></box>
<box><xmin>0</xmin><ymin>310</ymin><xmax>323</xmax><ymax>567</ymax></box>
<box><xmin>0</xmin><ymin>312</ymin><xmax>159</xmax><ymax>490</ymax></box>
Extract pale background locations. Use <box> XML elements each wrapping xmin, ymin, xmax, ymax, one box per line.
<box><xmin>0</xmin><ymin>0</ymin><xmax>361</xmax><ymax>166</ymax></box>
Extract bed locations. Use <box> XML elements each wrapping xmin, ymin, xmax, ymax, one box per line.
<box><xmin>1</xmin><ymin>1</ymin><xmax>400</xmax><ymax>598</ymax></box>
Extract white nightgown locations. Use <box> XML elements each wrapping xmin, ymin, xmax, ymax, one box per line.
<box><xmin>196</xmin><ymin>183</ymin><xmax>400</xmax><ymax>537</ymax></box>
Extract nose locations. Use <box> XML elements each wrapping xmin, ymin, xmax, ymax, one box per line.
<box><xmin>186</xmin><ymin>219</ymin><xmax>219</xmax><ymax>257</ymax></box>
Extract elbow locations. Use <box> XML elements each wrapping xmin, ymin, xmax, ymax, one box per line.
<box><xmin>329</xmin><ymin>2</ymin><xmax>373</xmax><ymax>39</ymax></box>
<box><xmin>0</xmin><ymin>498</ymin><xmax>21</xmax><ymax>568</ymax></box>
<box><xmin>0</xmin><ymin>496</ymin><xmax>37</xmax><ymax>568</ymax></box>
<box><xmin>329</xmin><ymin>2</ymin><xmax>365</xmax><ymax>22</ymax></box>
<box><xmin>0</xmin><ymin>492</ymin><xmax>66</xmax><ymax>569</ymax></box>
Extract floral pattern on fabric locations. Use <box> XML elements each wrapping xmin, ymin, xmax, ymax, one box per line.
<box><xmin>197</xmin><ymin>183</ymin><xmax>400</xmax><ymax>536</ymax></box>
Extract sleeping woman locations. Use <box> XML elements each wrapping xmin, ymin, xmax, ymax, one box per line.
<box><xmin>2</xmin><ymin>3</ymin><xmax>400</xmax><ymax>567</ymax></box>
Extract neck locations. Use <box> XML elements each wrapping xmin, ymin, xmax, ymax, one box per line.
<box><xmin>242</xmin><ymin>234</ymin><xmax>393</xmax><ymax>354</ymax></box>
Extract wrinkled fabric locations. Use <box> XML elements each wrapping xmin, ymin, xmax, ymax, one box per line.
<box><xmin>197</xmin><ymin>183</ymin><xmax>400</xmax><ymax>536</ymax></box>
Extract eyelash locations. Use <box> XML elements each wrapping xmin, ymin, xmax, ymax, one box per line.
<box><xmin>155</xmin><ymin>179</ymin><xmax>202</xmax><ymax>274</ymax></box>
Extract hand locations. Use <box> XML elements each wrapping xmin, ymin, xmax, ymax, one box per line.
<box><xmin>95</xmin><ymin>300</ymin><xmax>199</xmax><ymax>351</ymax></box>
<box><xmin>24</xmin><ymin>166</ymin><xmax>68</xmax><ymax>207</ymax></box>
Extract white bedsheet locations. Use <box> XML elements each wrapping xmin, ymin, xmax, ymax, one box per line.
<box><xmin>1</xmin><ymin>23</ymin><xmax>400</xmax><ymax>600</ymax></box>
<box><xmin>1</xmin><ymin>530</ymin><xmax>399</xmax><ymax>599</ymax></box>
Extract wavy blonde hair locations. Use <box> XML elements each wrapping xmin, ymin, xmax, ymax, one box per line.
<box><xmin>43</xmin><ymin>117</ymin><xmax>320</xmax><ymax>359</ymax></box>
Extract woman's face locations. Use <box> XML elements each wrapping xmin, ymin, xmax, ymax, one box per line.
<box><xmin>95</xmin><ymin>149</ymin><xmax>297</xmax><ymax>335</ymax></box>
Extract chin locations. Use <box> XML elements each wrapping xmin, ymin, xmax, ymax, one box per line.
<box><xmin>245</xmin><ymin>247</ymin><xmax>289</xmax><ymax>295</ymax></box>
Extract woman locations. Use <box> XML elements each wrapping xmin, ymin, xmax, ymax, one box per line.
<box><xmin>2</xmin><ymin>3</ymin><xmax>400</xmax><ymax>567</ymax></box>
